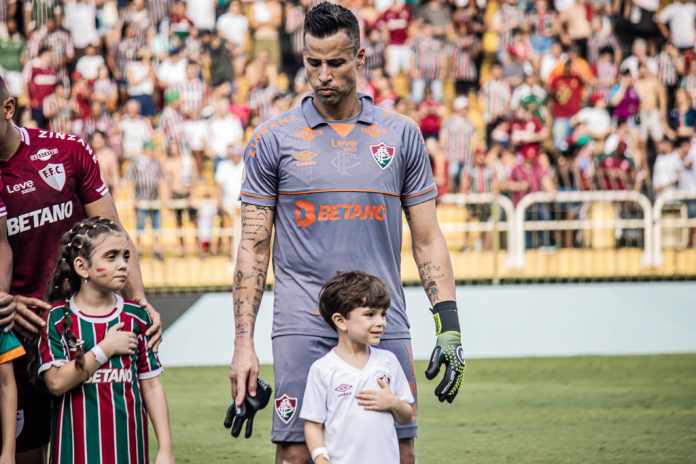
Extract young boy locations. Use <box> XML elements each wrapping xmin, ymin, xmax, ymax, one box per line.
<box><xmin>300</xmin><ymin>272</ymin><xmax>414</xmax><ymax>464</ymax></box>
<box><xmin>0</xmin><ymin>327</ymin><xmax>25</xmax><ymax>463</ymax></box>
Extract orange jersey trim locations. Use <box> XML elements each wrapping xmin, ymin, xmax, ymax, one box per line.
<box><xmin>401</xmin><ymin>185</ymin><xmax>436</xmax><ymax>199</ymax></box>
<box><xmin>0</xmin><ymin>345</ymin><xmax>25</xmax><ymax>365</ymax></box>
<box><xmin>241</xmin><ymin>191</ymin><xmax>278</xmax><ymax>200</ymax></box>
<box><xmin>278</xmin><ymin>188</ymin><xmax>401</xmax><ymax>198</ymax></box>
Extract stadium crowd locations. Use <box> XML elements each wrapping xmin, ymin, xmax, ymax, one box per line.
<box><xmin>2</xmin><ymin>0</ymin><xmax>696</xmax><ymax>255</ymax></box>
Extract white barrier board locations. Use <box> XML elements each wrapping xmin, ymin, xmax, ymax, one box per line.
<box><xmin>158</xmin><ymin>282</ymin><xmax>696</xmax><ymax>367</ymax></box>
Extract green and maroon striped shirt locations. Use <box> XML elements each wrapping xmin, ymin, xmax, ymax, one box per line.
<box><xmin>38</xmin><ymin>294</ymin><xmax>162</xmax><ymax>464</ymax></box>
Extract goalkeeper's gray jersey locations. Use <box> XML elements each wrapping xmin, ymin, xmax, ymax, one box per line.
<box><xmin>240</xmin><ymin>94</ymin><xmax>437</xmax><ymax>339</ymax></box>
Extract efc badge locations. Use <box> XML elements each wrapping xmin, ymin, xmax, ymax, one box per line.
<box><xmin>39</xmin><ymin>163</ymin><xmax>66</xmax><ymax>191</ymax></box>
<box><xmin>369</xmin><ymin>143</ymin><xmax>396</xmax><ymax>170</ymax></box>
<box><xmin>275</xmin><ymin>394</ymin><xmax>297</xmax><ymax>424</ymax></box>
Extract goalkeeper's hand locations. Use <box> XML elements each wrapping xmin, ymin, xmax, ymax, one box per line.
<box><xmin>224</xmin><ymin>377</ymin><xmax>272</xmax><ymax>438</ymax></box>
<box><xmin>425</xmin><ymin>301</ymin><xmax>465</xmax><ymax>403</ymax></box>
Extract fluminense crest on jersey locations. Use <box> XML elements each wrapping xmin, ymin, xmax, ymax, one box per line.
<box><xmin>38</xmin><ymin>163</ymin><xmax>65</xmax><ymax>191</ymax></box>
<box><xmin>369</xmin><ymin>143</ymin><xmax>396</xmax><ymax>169</ymax></box>
<box><xmin>275</xmin><ymin>394</ymin><xmax>297</xmax><ymax>424</ymax></box>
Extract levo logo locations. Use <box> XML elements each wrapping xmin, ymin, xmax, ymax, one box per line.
<box><xmin>294</xmin><ymin>200</ymin><xmax>386</xmax><ymax>229</ymax></box>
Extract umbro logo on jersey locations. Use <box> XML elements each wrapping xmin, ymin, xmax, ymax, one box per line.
<box><xmin>275</xmin><ymin>394</ymin><xmax>297</xmax><ymax>424</ymax></box>
<box><xmin>292</xmin><ymin>151</ymin><xmax>318</xmax><ymax>167</ymax></box>
<box><xmin>30</xmin><ymin>148</ymin><xmax>58</xmax><ymax>161</ymax></box>
<box><xmin>334</xmin><ymin>384</ymin><xmax>353</xmax><ymax>398</ymax></box>
<box><xmin>5</xmin><ymin>180</ymin><xmax>36</xmax><ymax>195</ymax></box>
<box><xmin>376</xmin><ymin>372</ymin><xmax>392</xmax><ymax>385</ymax></box>
<box><xmin>38</xmin><ymin>163</ymin><xmax>66</xmax><ymax>191</ymax></box>
<box><xmin>370</xmin><ymin>143</ymin><xmax>396</xmax><ymax>170</ymax></box>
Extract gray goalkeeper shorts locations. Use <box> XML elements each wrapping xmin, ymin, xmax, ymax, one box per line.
<box><xmin>270</xmin><ymin>335</ymin><xmax>418</xmax><ymax>443</ymax></box>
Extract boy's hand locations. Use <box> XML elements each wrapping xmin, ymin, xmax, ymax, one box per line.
<box><xmin>356</xmin><ymin>378</ymin><xmax>398</xmax><ymax>413</ymax></box>
<box><xmin>154</xmin><ymin>449</ymin><xmax>175</xmax><ymax>464</ymax></box>
<box><xmin>100</xmin><ymin>323</ymin><xmax>138</xmax><ymax>357</ymax></box>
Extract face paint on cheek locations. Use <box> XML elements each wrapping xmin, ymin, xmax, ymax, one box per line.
<box><xmin>95</xmin><ymin>267</ymin><xmax>107</xmax><ymax>276</ymax></box>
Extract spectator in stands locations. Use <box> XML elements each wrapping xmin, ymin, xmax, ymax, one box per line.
<box><xmin>165</xmin><ymin>141</ymin><xmax>198</xmax><ymax>256</ymax></box>
<box><xmin>64</xmin><ymin>0</ymin><xmax>99</xmax><ymax>55</ymax></box>
<box><xmin>196</xmin><ymin>188</ymin><xmax>218</xmax><ymax>257</ymax></box>
<box><xmin>656</xmin><ymin>0</ymin><xmax>696</xmax><ymax>53</ymax></box>
<box><xmin>0</xmin><ymin>18</ymin><xmax>26</xmax><ymax>98</ymax></box>
<box><xmin>42</xmin><ymin>81</ymin><xmax>74</xmax><ymax>133</ymax></box>
<box><xmin>635</xmin><ymin>62</ymin><xmax>668</xmax><ymax>148</ymax></box>
<box><xmin>93</xmin><ymin>64</ymin><xmax>118</xmax><ymax>111</ymax></box>
<box><xmin>91</xmin><ymin>130</ymin><xmax>121</xmax><ymax>196</ymax></box>
<box><xmin>182</xmin><ymin>107</ymin><xmax>208</xmax><ymax>175</ymax></box>
<box><xmin>215</xmin><ymin>143</ymin><xmax>244</xmax><ymax>264</ymax></box>
<box><xmin>25</xmin><ymin>45</ymin><xmax>57</xmax><ymax>128</ymax></box>
<box><xmin>75</xmin><ymin>42</ymin><xmax>104</xmax><ymax>82</ymax></box>
<box><xmin>128</xmin><ymin>140</ymin><xmax>165</xmax><ymax>260</ymax></box>
<box><xmin>216</xmin><ymin>0</ymin><xmax>248</xmax><ymax>52</ymax></box>
<box><xmin>417</xmin><ymin>87</ymin><xmax>444</xmax><ymax>141</ymax></box>
<box><xmin>549</xmin><ymin>58</ymin><xmax>586</xmax><ymax>153</ymax></box>
<box><xmin>529</xmin><ymin>0</ymin><xmax>557</xmax><ymax>56</ymax></box>
<box><xmin>177</xmin><ymin>60</ymin><xmax>207</xmax><ymax>118</ymax></box>
<box><xmin>377</xmin><ymin>0</ymin><xmax>413</xmax><ymax>77</ymax></box>
<box><xmin>460</xmin><ymin>147</ymin><xmax>498</xmax><ymax>250</ymax></box>
<box><xmin>159</xmin><ymin>88</ymin><xmax>185</xmax><ymax>150</ymax></box>
<box><xmin>510</xmin><ymin>151</ymin><xmax>555</xmax><ymax>247</ymax></box>
<box><xmin>558</xmin><ymin>0</ymin><xmax>592</xmax><ymax>59</ymax></box>
<box><xmin>610</xmin><ymin>69</ymin><xmax>641</xmax><ymax>128</ymax></box>
<box><xmin>208</xmin><ymin>98</ymin><xmax>244</xmax><ymax>173</ymax></box>
<box><xmin>669</xmin><ymin>89</ymin><xmax>696</xmax><ymax>139</ymax></box>
<box><xmin>126</xmin><ymin>47</ymin><xmax>157</xmax><ymax>117</ymax></box>
<box><xmin>157</xmin><ymin>45</ymin><xmax>188</xmax><ymax>91</ymax></box>
<box><xmin>510</xmin><ymin>106</ymin><xmax>546</xmax><ymax>163</ymax></box>
<box><xmin>677</xmin><ymin>137</ymin><xmax>696</xmax><ymax>245</ymax></box>
<box><xmin>120</xmin><ymin>99</ymin><xmax>153</xmax><ymax>159</ymax></box>
<box><xmin>571</xmin><ymin>92</ymin><xmax>611</xmax><ymax>141</ymax></box>
<box><xmin>653</xmin><ymin>139</ymin><xmax>682</xmax><ymax>195</ymax></box>
<box><xmin>427</xmin><ymin>138</ymin><xmax>449</xmax><ymax>199</ymax></box>
<box><xmin>249</xmin><ymin>0</ymin><xmax>283</xmax><ymax>68</ymax></box>
<box><xmin>482</xmin><ymin>61</ymin><xmax>511</xmax><ymax>146</ymax></box>
<box><xmin>410</xmin><ymin>20</ymin><xmax>446</xmax><ymax>103</ymax></box>
<box><xmin>440</xmin><ymin>95</ymin><xmax>476</xmax><ymax>191</ymax></box>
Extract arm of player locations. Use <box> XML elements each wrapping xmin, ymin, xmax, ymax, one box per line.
<box><xmin>0</xmin><ymin>363</ymin><xmax>17</xmax><ymax>462</ymax></box>
<box><xmin>229</xmin><ymin>202</ymin><xmax>275</xmax><ymax>406</ymax></box>
<box><xmin>404</xmin><ymin>199</ymin><xmax>465</xmax><ymax>403</ymax></box>
<box><xmin>42</xmin><ymin>323</ymin><xmax>137</xmax><ymax>396</ymax></box>
<box><xmin>304</xmin><ymin>421</ymin><xmax>330</xmax><ymax>464</ymax></box>
<box><xmin>404</xmin><ymin>199</ymin><xmax>456</xmax><ymax>305</ymax></box>
<box><xmin>0</xmin><ymin>218</ymin><xmax>16</xmax><ymax>330</ymax></box>
<box><xmin>84</xmin><ymin>195</ymin><xmax>162</xmax><ymax>349</ymax></box>
<box><xmin>141</xmin><ymin>376</ymin><xmax>175</xmax><ymax>463</ymax></box>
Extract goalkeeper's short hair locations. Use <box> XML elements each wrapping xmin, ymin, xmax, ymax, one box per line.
<box><xmin>318</xmin><ymin>271</ymin><xmax>390</xmax><ymax>331</ymax></box>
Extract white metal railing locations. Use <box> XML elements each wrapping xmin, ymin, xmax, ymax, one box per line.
<box><xmin>514</xmin><ymin>191</ymin><xmax>653</xmax><ymax>268</ymax></box>
<box><xmin>438</xmin><ymin>193</ymin><xmax>517</xmax><ymax>266</ymax></box>
<box><xmin>653</xmin><ymin>190</ymin><xmax>696</xmax><ymax>266</ymax></box>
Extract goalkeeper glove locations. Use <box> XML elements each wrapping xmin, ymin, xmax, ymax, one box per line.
<box><xmin>224</xmin><ymin>377</ymin><xmax>272</xmax><ymax>438</ymax></box>
<box><xmin>425</xmin><ymin>300</ymin><xmax>466</xmax><ymax>403</ymax></box>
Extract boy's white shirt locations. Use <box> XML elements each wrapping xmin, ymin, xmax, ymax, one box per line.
<box><xmin>300</xmin><ymin>346</ymin><xmax>415</xmax><ymax>464</ymax></box>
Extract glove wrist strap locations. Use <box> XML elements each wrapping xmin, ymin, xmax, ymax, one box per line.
<box><xmin>431</xmin><ymin>300</ymin><xmax>459</xmax><ymax>335</ymax></box>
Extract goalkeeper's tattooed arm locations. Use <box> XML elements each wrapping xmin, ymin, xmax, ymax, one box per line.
<box><xmin>404</xmin><ymin>200</ymin><xmax>464</xmax><ymax>403</ymax></box>
<box><xmin>403</xmin><ymin>201</ymin><xmax>456</xmax><ymax>305</ymax></box>
<box><xmin>229</xmin><ymin>203</ymin><xmax>275</xmax><ymax>406</ymax></box>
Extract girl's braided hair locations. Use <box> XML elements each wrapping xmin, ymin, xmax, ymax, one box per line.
<box><xmin>45</xmin><ymin>217</ymin><xmax>123</xmax><ymax>371</ymax></box>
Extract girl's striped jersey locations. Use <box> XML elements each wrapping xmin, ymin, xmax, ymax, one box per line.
<box><xmin>38</xmin><ymin>294</ymin><xmax>162</xmax><ymax>464</ymax></box>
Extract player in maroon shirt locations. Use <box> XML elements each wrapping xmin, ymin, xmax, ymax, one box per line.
<box><xmin>0</xmin><ymin>76</ymin><xmax>161</xmax><ymax>462</ymax></box>
<box><xmin>0</xmin><ymin>190</ymin><xmax>16</xmax><ymax>331</ymax></box>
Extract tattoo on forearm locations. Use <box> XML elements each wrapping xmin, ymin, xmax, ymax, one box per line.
<box><xmin>233</xmin><ymin>204</ymin><xmax>275</xmax><ymax>338</ymax></box>
<box><xmin>418</xmin><ymin>261</ymin><xmax>445</xmax><ymax>304</ymax></box>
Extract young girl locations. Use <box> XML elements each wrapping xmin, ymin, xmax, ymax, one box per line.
<box><xmin>37</xmin><ymin>217</ymin><xmax>174</xmax><ymax>464</ymax></box>
<box><xmin>0</xmin><ymin>310</ymin><xmax>25</xmax><ymax>464</ymax></box>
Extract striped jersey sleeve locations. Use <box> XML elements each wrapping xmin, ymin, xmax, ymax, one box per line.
<box><xmin>37</xmin><ymin>307</ymin><xmax>69</xmax><ymax>374</ymax></box>
<box><xmin>0</xmin><ymin>180</ymin><xmax>6</xmax><ymax>218</ymax></box>
<box><xmin>0</xmin><ymin>331</ymin><xmax>25</xmax><ymax>365</ymax></box>
<box><xmin>125</xmin><ymin>304</ymin><xmax>163</xmax><ymax>379</ymax></box>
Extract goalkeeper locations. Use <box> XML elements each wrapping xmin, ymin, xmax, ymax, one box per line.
<box><xmin>228</xmin><ymin>3</ymin><xmax>464</xmax><ymax>463</ymax></box>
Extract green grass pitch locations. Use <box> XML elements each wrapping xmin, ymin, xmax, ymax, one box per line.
<box><xmin>153</xmin><ymin>355</ymin><xmax>696</xmax><ymax>463</ymax></box>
